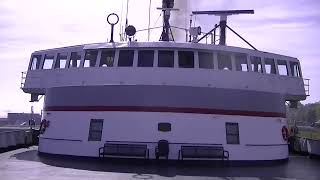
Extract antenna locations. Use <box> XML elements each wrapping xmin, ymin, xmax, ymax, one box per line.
<box><xmin>193</xmin><ymin>10</ymin><xmax>257</xmax><ymax>50</ymax></box>
<box><xmin>148</xmin><ymin>0</ymin><xmax>152</xmax><ymax>41</ymax></box>
<box><xmin>125</xmin><ymin>0</ymin><xmax>130</xmax><ymax>41</ymax></box>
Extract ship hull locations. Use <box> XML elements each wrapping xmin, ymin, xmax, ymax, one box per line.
<box><xmin>38</xmin><ymin>85</ymin><xmax>289</xmax><ymax>161</ymax></box>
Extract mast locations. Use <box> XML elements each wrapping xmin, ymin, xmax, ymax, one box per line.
<box><xmin>158</xmin><ymin>0</ymin><xmax>178</xmax><ymax>41</ymax></box>
<box><xmin>193</xmin><ymin>10</ymin><xmax>255</xmax><ymax>47</ymax></box>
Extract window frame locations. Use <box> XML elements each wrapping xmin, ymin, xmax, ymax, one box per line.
<box><xmin>54</xmin><ymin>52</ymin><xmax>69</xmax><ymax>69</ymax></box>
<box><xmin>178</xmin><ymin>50</ymin><xmax>195</xmax><ymax>68</ymax></box>
<box><xmin>198</xmin><ymin>51</ymin><xmax>214</xmax><ymax>69</ymax></box>
<box><xmin>277</xmin><ymin>60</ymin><xmax>289</xmax><ymax>76</ymax></box>
<box><xmin>137</xmin><ymin>50</ymin><xmax>155</xmax><ymax>67</ymax></box>
<box><xmin>264</xmin><ymin>57</ymin><xmax>277</xmax><ymax>75</ymax></box>
<box><xmin>234</xmin><ymin>53</ymin><xmax>249</xmax><ymax>72</ymax></box>
<box><xmin>88</xmin><ymin>119</ymin><xmax>104</xmax><ymax>141</ymax></box>
<box><xmin>226</xmin><ymin>122</ymin><xmax>240</xmax><ymax>144</ymax></box>
<box><xmin>42</xmin><ymin>54</ymin><xmax>55</xmax><ymax>70</ymax></box>
<box><xmin>158</xmin><ymin>50</ymin><xmax>175</xmax><ymax>68</ymax></box>
<box><xmin>289</xmin><ymin>61</ymin><xmax>302</xmax><ymax>78</ymax></box>
<box><xmin>250</xmin><ymin>56</ymin><xmax>264</xmax><ymax>73</ymax></box>
<box><xmin>99</xmin><ymin>49</ymin><xmax>116</xmax><ymax>67</ymax></box>
<box><xmin>118</xmin><ymin>50</ymin><xmax>135</xmax><ymax>67</ymax></box>
<box><xmin>68</xmin><ymin>52</ymin><xmax>82</xmax><ymax>68</ymax></box>
<box><xmin>83</xmin><ymin>50</ymin><xmax>99</xmax><ymax>68</ymax></box>
<box><xmin>217</xmin><ymin>51</ymin><xmax>233</xmax><ymax>71</ymax></box>
<box><xmin>29</xmin><ymin>54</ymin><xmax>43</xmax><ymax>70</ymax></box>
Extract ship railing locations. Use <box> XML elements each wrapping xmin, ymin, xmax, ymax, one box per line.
<box><xmin>304</xmin><ymin>78</ymin><xmax>310</xmax><ymax>96</ymax></box>
<box><xmin>21</xmin><ymin>71</ymin><xmax>27</xmax><ymax>89</ymax></box>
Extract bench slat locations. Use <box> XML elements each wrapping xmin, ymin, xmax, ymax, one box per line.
<box><xmin>99</xmin><ymin>143</ymin><xmax>148</xmax><ymax>159</ymax></box>
<box><xmin>180</xmin><ymin>145</ymin><xmax>229</xmax><ymax>160</ymax></box>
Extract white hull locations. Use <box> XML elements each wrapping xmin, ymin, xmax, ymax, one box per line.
<box><xmin>39</xmin><ymin>111</ymin><xmax>288</xmax><ymax>161</ymax></box>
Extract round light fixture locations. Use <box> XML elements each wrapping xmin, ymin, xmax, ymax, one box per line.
<box><xmin>125</xmin><ymin>25</ymin><xmax>137</xmax><ymax>37</ymax></box>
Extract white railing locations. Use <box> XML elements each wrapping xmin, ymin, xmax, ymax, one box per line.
<box><xmin>21</xmin><ymin>72</ymin><xmax>27</xmax><ymax>89</ymax></box>
<box><xmin>304</xmin><ymin>79</ymin><xmax>310</xmax><ymax>96</ymax></box>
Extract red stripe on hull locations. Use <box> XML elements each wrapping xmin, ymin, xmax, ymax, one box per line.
<box><xmin>44</xmin><ymin>106</ymin><xmax>286</xmax><ymax>118</ymax></box>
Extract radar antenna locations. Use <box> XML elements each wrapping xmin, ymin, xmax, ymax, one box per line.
<box><xmin>193</xmin><ymin>10</ymin><xmax>257</xmax><ymax>50</ymax></box>
<box><xmin>157</xmin><ymin>0</ymin><xmax>179</xmax><ymax>41</ymax></box>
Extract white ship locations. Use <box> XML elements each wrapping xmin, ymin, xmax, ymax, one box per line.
<box><xmin>21</xmin><ymin>0</ymin><xmax>309</xmax><ymax>161</ymax></box>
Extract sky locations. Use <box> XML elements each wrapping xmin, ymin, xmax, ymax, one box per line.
<box><xmin>0</xmin><ymin>0</ymin><xmax>319</xmax><ymax>117</ymax></box>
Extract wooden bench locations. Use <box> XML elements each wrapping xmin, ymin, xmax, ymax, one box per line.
<box><xmin>178</xmin><ymin>146</ymin><xmax>229</xmax><ymax>161</ymax></box>
<box><xmin>99</xmin><ymin>143</ymin><xmax>149</xmax><ymax>159</ymax></box>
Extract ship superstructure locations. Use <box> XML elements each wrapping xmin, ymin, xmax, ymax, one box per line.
<box><xmin>21</xmin><ymin>0</ymin><xmax>309</xmax><ymax>161</ymax></box>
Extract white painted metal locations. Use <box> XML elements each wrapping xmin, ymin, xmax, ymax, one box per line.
<box><xmin>24</xmin><ymin>67</ymin><xmax>305</xmax><ymax>97</ymax></box>
<box><xmin>39</xmin><ymin>111</ymin><xmax>288</xmax><ymax>160</ymax></box>
<box><xmin>23</xmin><ymin>42</ymin><xmax>307</xmax><ymax>160</ymax></box>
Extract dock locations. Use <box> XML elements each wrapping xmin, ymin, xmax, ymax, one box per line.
<box><xmin>1</xmin><ymin>146</ymin><xmax>319</xmax><ymax>180</ymax></box>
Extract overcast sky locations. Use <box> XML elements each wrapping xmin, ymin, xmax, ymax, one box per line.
<box><xmin>0</xmin><ymin>0</ymin><xmax>319</xmax><ymax>117</ymax></box>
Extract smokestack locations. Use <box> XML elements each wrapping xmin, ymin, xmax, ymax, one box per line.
<box><xmin>171</xmin><ymin>0</ymin><xmax>191</xmax><ymax>42</ymax></box>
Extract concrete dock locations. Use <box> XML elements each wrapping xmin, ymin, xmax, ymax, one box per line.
<box><xmin>0</xmin><ymin>146</ymin><xmax>319</xmax><ymax>180</ymax></box>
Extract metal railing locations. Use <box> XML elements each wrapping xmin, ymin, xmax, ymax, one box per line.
<box><xmin>21</xmin><ymin>72</ymin><xmax>27</xmax><ymax>89</ymax></box>
<box><xmin>304</xmin><ymin>79</ymin><xmax>310</xmax><ymax>96</ymax></box>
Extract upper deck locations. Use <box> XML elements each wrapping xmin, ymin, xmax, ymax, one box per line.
<box><xmin>22</xmin><ymin>42</ymin><xmax>307</xmax><ymax>101</ymax></box>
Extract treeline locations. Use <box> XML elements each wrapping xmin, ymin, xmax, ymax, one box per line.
<box><xmin>287</xmin><ymin>101</ymin><xmax>320</xmax><ymax>126</ymax></box>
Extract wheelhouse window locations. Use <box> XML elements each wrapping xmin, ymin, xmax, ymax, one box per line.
<box><xmin>42</xmin><ymin>55</ymin><xmax>54</xmax><ymax>69</ymax></box>
<box><xmin>226</xmin><ymin>123</ymin><xmax>240</xmax><ymax>144</ymax></box>
<box><xmin>199</xmin><ymin>51</ymin><xmax>214</xmax><ymax>69</ymax></box>
<box><xmin>264</xmin><ymin>58</ymin><xmax>276</xmax><ymax>74</ymax></box>
<box><xmin>250</xmin><ymin>56</ymin><xmax>263</xmax><ymax>73</ymax></box>
<box><xmin>235</xmin><ymin>53</ymin><xmax>248</xmax><ymax>72</ymax></box>
<box><xmin>100</xmin><ymin>50</ymin><xmax>115</xmax><ymax>67</ymax></box>
<box><xmin>178</xmin><ymin>51</ymin><xmax>194</xmax><ymax>68</ymax></box>
<box><xmin>30</xmin><ymin>55</ymin><xmax>42</xmax><ymax>70</ymax></box>
<box><xmin>217</xmin><ymin>52</ymin><xmax>232</xmax><ymax>70</ymax></box>
<box><xmin>69</xmin><ymin>52</ymin><xmax>82</xmax><ymax>68</ymax></box>
<box><xmin>138</xmin><ymin>50</ymin><xmax>154</xmax><ymax>67</ymax></box>
<box><xmin>88</xmin><ymin>119</ymin><xmax>104</xmax><ymax>141</ymax></box>
<box><xmin>55</xmin><ymin>53</ymin><xmax>68</xmax><ymax>69</ymax></box>
<box><xmin>84</xmin><ymin>50</ymin><xmax>98</xmax><ymax>68</ymax></box>
<box><xmin>290</xmin><ymin>62</ymin><xmax>301</xmax><ymax>77</ymax></box>
<box><xmin>118</xmin><ymin>50</ymin><xmax>134</xmax><ymax>67</ymax></box>
<box><xmin>278</xmin><ymin>60</ymin><xmax>289</xmax><ymax>76</ymax></box>
<box><xmin>158</xmin><ymin>50</ymin><xmax>174</xmax><ymax>68</ymax></box>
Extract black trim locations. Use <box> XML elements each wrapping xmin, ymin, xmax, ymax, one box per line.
<box><xmin>40</xmin><ymin>137</ymin><xmax>82</xmax><ymax>142</ymax></box>
<box><xmin>246</xmin><ymin>144</ymin><xmax>288</xmax><ymax>147</ymax></box>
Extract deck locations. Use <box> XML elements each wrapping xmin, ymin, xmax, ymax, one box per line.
<box><xmin>1</xmin><ymin>146</ymin><xmax>319</xmax><ymax>180</ymax></box>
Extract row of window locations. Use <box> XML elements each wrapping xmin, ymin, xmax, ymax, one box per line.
<box><xmin>30</xmin><ymin>49</ymin><xmax>302</xmax><ymax>77</ymax></box>
<box><xmin>88</xmin><ymin>119</ymin><xmax>240</xmax><ymax>144</ymax></box>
